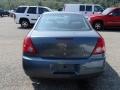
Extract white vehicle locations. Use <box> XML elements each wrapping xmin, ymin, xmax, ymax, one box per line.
<box><xmin>63</xmin><ymin>4</ymin><xmax>104</xmax><ymax>18</ymax></box>
<box><xmin>15</xmin><ymin>6</ymin><xmax>52</xmax><ymax>28</ymax></box>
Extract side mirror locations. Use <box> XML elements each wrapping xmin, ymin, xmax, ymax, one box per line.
<box><xmin>97</xmin><ymin>12</ymin><xmax>102</xmax><ymax>14</ymax></box>
<box><xmin>108</xmin><ymin>13</ymin><xmax>113</xmax><ymax>16</ymax></box>
<box><xmin>58</xmin><ymin>8</ymin><xmax>63</xmax><ymax>11</ymax></box>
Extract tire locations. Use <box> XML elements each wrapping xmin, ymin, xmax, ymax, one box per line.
<box><xmin>20</xmin><ymin>19</ymin><xmax>30</xmax><ymax>28</ymax></box>
<box><xmin>0</xmin><ymin>14</ymin><xmax>3</xmax><ymax>17</ymax></box>
<box><xmin>30</xmin><ymin>77</ymin><xmax>43</xmax><ymax>83</ymax></box>
<box><xmin>93</xmin><ymin>22</ymin><xmax>103</xmax><ymax>30</ymax></box>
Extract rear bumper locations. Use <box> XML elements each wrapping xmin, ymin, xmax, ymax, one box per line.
<box><xmin>23</xmin><ymin>55</ymin><xmax>105</xmax><ymax>79</ymax></box>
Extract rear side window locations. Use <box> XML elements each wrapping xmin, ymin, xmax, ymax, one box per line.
<box><xmin>16</xmin><ymin>7</ymin><xmax>26</xmax><ymax>13</ymax></box>
<box><xmin>80</xmin><ymin>5</ymin><xmax>85</xmax><ymax>11</ymax></box>
<box><xmin>86</xmin><ymin>6</ymin><xmax>92</xmax><ymax>11</ymax></box>
<box><xmin>38</xmin><ymin>7</ymin><xmax>49</xmax><ymax>14</ymax></box>
<box><xmin>27</xmin><ymin>7</ymin><xmax>37</xmax><ymax>14</ymax></box>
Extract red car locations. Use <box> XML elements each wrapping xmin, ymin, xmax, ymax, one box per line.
<box><xmin>90</xmin><ymin>7</ymin><xmax>120</xmax><ymax>30</ymax></box>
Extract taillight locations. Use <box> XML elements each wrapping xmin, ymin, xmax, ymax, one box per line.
<box><xmin>23</xmin><ymin>36</ymin><xmax>37</xmax><ymax>55</ymax></box>
<box><xmin>93</xmin><ymin>37</ymin><xmax>105</xmax><ymax>55</ymax></box>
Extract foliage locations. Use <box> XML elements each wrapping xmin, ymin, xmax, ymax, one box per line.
<box><xmin>0</xmin><ymin>0</ymin><xmax>119</xmax><ymax>10</ymax></box>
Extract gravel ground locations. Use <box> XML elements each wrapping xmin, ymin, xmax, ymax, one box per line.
<box><xmin>0</xmin><ymin>17</ymin><xmax>120</xmax><ymax>90</ymax></box>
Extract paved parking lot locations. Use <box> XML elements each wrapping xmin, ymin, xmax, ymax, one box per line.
<box><xmin>0</xmin><ymin>17</ymin><xmax>120</xmax><ymax>90</ymax></box>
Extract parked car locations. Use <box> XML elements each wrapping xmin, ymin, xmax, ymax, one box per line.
<box><xmin>15</xmin><ymin>6</ymin><xmax>52</xmax><ymax>28</ymax></box>
<box><xmin>0</xmin><ymin>9</ymin><xmax>10</xmax><ymax>17</ymax></box>
<box><xmin>89</xmin><ymin>7</ymin><xmax>120</xmax><ymax>30</ymax></box>
<box><xmin>22</xmin><ymin>12</ymin><xmax>106</xmax><ymax>79</ymax></box>
<box><xmin>63</xmin><ymin>4</ymin><xmax>104</xmax><ymax>18</ymax></box>
<box><xmin>0</xmin><ymin>8</ymin><xmax>4</xmax><ymax>17</ymax></box>
<box><xmin>9</xmin><ymin>9</ymin><xmax>16</xmax><ymax>17</ymax></box>
<box><xmin>3</xmin><ymin>10</ymin><xmax>10</xmax><ymax>16</ymax></box>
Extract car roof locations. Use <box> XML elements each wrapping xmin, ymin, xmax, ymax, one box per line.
<box><xmin>18</xmin><ymin>5</ymin><xmax>49</xmax><ymax>8</ymax></box>
<box><xmin>18</xmin><ymin>6</ymin><xmax>52</xmax><ymax>11</ymax></box>
<box><xmin>65</xmin><ymin>4</ymin><xmax>101</xmax><ymax>6</ymax></box>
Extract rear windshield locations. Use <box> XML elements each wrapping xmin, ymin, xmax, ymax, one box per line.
<box><xmin>16</xmin><ymin>7</ymin><xmax>26</xmax><ymax>13</ymax></box>
<box><xmin>35</xmin><ymin>13</ymin><xmax>91</xmax><ymax>31</ymax></box>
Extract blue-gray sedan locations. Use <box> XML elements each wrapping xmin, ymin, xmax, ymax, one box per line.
<box><xmin>22</xmin><ymin>12</ymin><xmax>106</xmax><ymax>79</ymax></box>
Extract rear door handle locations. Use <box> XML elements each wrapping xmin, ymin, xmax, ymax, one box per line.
<box><xmin>26</xmin><ymin>15</ymin><xmax>29</xmax><ymax>16</ymax></box>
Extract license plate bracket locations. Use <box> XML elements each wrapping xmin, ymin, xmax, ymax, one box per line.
<box><xmin>50</xmin><ymin>64</ymin><xmax>79</xmax><ymax>74</ymax></box>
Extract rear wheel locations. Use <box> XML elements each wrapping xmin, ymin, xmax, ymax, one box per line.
<box><xmin>30</xmin><ymin>77</ymin><xmax>38</xmax><ymax>82</ymax></box>
<box><xmin>93</xmin><ymin>22</ymin><xmax>103</xmax><ymax>30</ymax></box>
<box><xmin>21</xmin><ymin>19</ymin><xmax>30</xmax><ymax>28</ymax></box>
<box><xmin>30</xmin><ymin>77</ymin><xmax>44</xmax><ymax>83</ymax></box>
<box><xmin>0</xmin><ymin>14</ymin><xmax>3</xmax><ymax>17</ymax></box>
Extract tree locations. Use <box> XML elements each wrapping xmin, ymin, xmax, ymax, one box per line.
<box><xmin>38</xmin><ymin>1</ymin><xmax>42</xmax><ymax>6</ymax></box>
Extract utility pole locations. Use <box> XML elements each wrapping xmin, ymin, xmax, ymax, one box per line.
<box><xmin>113</xmin><ymin>0</ymin><xmax>116</xmax><ymax>5</ymax></box>
<box><xmin>8</xmin><ymin>0</ymin><xmax>11</xmax><ymax>10</ymax></box>
<box><xmin>38</xmin><ymin>0</ymin><xmax>42</xmax><ymax>6</ymax></box>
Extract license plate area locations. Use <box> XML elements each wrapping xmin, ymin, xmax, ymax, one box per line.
<box><xmin>50</xmin><ymin>64</ymin><xmax>79</xmax><ymax>75</ymax></box>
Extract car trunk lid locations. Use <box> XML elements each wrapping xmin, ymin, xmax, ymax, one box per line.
<box><xmin>31</xmin><ymin>30</ymin><xmax>99</xmax><ymax>59</ymax></box>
